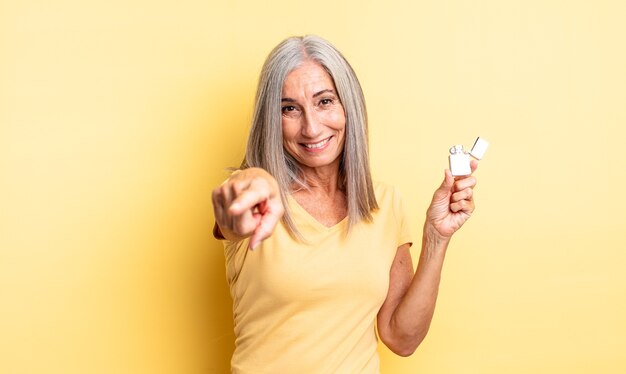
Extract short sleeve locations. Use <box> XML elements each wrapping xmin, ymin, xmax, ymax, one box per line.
<box><xmin>223</xmin><ymin>238</ymin><xmax>250</xmax><ymax>286</ymax></box>
<box><xmin>392</xmin><ymin>187</ymin><xmax>413</xmax><ymax>248</ymax></box>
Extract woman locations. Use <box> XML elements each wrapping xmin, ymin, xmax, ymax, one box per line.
<box><xmin>212</xmin><ymin>35</ymin><xmax>478</xmax><ymax>373</ymax></box>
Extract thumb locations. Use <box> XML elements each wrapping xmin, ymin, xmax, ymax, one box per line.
<box><xmin>431</xmin><ymin>169</ymin><xmax>454</xmax><ymax>204</ymax></box>
<box><xmin>436</xmin><ymin>169</ymin><xmax>455</xmax><ymax>194</ymax></box>
<box><xmin>428</xmin><ymin>169</ymin><xmax>455</xmax><ymax>216</ymax></box>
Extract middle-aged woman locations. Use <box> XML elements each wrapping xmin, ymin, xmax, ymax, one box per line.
<box><xmin>212</xmin><ymin>35</ymin><xmax>479</xmax><ymax>373</ymax></box>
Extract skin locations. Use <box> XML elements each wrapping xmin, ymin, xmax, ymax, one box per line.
<box><xmin>376</xmin><ymin>162</ymin><xmax>477</xmax><ymax>356</ymax></box>
<box><xmin>211</xmin><ymin>60</ymin><xmax>478</xmax><ymax>355</ymax></box>
<box><xmin>280</xmin><ymin>61</ymin><xmax>348</xmax><ymax>226</ymax></box>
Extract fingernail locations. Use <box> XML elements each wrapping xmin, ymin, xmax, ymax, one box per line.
<box><xmin>230</xmin><ymin>202</ymin><xmax>240</xmax><ymax>210</ymax></box>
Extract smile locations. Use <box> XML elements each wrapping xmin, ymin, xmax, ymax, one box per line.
<box><xmin>301</xmin><ymin>136</ymin><xmax>332</xmax><ymax>150</ymax></box>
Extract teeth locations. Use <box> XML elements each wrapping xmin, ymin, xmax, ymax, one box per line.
<box><xmin>304</xmin><ymin>137</ymin><xmax>330</xmax><ymax>149</ymax></box>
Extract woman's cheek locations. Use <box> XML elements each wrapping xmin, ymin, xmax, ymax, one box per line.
<box><xmin>326</xmin><ymin>108</ymin><xmax>346</xmax><ymax>127</ymax></box>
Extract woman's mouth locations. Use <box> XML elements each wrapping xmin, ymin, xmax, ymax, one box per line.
<box><xmin>301</xmin><ymin>136</ymin><xmax>332</xmax><ymax>150</ymax></box>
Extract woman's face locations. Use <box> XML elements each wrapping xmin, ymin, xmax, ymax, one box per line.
<box><xmin>281</xmin><ymin>60</ymin><xmax>346</xmax><ymax>173</ymax></box>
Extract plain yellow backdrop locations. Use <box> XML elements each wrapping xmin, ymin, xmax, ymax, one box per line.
<box><xmin>2</xmin><ymin>1</ymin><xmax>625</xmax><ymax>373</ymax></box>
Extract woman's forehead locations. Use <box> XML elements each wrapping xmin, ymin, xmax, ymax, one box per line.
<box><xmin>283</xmin><ymin>61</ymin><xmax>335</xmax><ymax>95</ymax></box>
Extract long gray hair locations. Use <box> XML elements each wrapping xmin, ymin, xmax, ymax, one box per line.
<box><xmin>242</xmin><ymin>35</ymin><xmax>378</xmax><ymax>239</ymax></box>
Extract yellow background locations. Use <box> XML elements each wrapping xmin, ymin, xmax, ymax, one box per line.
<box><xmin>2</xmin><ymin>1</ymin><xmax>625</xmax><ymax>373</ymax></box>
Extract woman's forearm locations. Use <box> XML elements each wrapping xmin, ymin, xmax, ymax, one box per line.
<box><xmin>388</xmin><ymin>223</ymin><xmax>451</xmax><ymax>355</ymax></box>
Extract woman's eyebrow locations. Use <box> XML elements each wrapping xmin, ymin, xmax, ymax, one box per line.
<box><xmin>281</xmin><ymin>89</ymin><xmax>335</xmax><ymax>102</ymax></box>
<box><xmin>313</xmin><ymin>89</ymin><xmax>335</xmax><ymax>97</ymax></box>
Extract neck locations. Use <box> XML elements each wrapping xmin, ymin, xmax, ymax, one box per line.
<box><xmin>297</xmin><ymin>163</ymin><xmax>342</xmax><ymax>197</ymax></box>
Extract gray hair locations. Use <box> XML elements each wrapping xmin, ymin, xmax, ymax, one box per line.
<box><xmin>242</xmin><ymin>35</ymin><xmax>378</xmax><ymax>239</ymax></box>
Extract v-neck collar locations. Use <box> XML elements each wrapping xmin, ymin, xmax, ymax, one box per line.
<box><xmin>287</xmin><ymin>194</ymin><xmax>348</xmax><ymax>233</ymax></box>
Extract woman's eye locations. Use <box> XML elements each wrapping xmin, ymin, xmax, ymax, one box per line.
<box><xmin>319</xmin><ymin>98</ymin><xmax>333</xmax><ymax>106</ymax></box>
<box><xmin>282</xmin><ymin>106</ymin><xmax>296</xmax><ymax>113</ymax></box>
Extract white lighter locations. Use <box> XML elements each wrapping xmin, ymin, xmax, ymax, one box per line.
<box><xmin>449</xmin><ymin>137</ymin><xmax>489</xmax><ymax>176</ymax></box>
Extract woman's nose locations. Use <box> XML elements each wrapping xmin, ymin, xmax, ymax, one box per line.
<box><xmin>301</xmin><ymin>109</ymin><xmax>322</xmax><ymax>138</ymax></box>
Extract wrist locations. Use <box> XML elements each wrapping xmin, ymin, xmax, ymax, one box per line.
<box><xmin>423</xmin><ymin>221</ymin><xmax>451</xmax><ymax>244</ymax></box>
<box><xmin>421</xmin><ymin>222</ymin><xmax>451</xmax><ymax>259</ymax></box>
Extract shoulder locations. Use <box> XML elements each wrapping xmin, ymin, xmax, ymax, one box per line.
<box><xmin>373</xmin><ymin>181</ymin><xmax>404</xmax><ymax>205</ymax></box>
<box><xmin>367</xmin><ymin>181</ymin><xmax>413</xmax><ymax>247</ymax></box>
<box><xmin>371</xmin><ymin>181</ymin><xmax>409</xmax><ymax>223</ymax></box>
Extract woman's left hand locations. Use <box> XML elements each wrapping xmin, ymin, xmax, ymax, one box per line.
<box><xmin>426</xmin><ymin>160</ymin><xmax>478</xmax><ymax>239</ymax></box>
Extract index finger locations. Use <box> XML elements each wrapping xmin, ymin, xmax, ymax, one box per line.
<box><xmin>248</xmin><ymin>207</ymin><xmax>282</xmax><ymax>250</ymax></box>
<box><xmin>248</xmin><ymin>196</ymin><xmax>284</xmax><ymax>249</ymax></box>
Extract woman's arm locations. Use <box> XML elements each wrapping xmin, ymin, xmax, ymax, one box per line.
<box><xmin>376</xmin><ymin>228</ymin><xmax>450</xmax><ymax>356</ymax></box>
<box><xmin>211</xmin><ymin>167</ymin><xmax>284</xmax><ymax>249</ymax></box>
<box><xmin>377</xmin><ymin>162</ymin><xmax>478</xmax><ymax>356</ymax></box>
